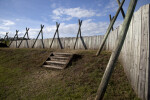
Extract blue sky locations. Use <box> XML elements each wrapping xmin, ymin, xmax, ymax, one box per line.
<box><xmin>0</xmin><ymin>0</ymin><xmax>149</xmax><ymax>38</ymax></box>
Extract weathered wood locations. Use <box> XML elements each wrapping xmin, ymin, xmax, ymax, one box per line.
<box><xmin>9</xmin><ymin>30</ymin><xmax>19</xmax><ymax>47</ymax></box>
<box><xmin>74</xmin><ymin>19</ymin><xmax>87</xmax><ymax>50</ymax></box>
<box><xmin>3</xmin><ymin>32</ymin><xmax>9</xmax><ymax>44</ymax></box>
<box><xmin>96</xmin><ymin>0</ymin><xmax>125</xmax><ymax>56</ymax></box>
<box><xmin>109</xmin><ymin>15</ymin><xmax>114</xmax><ymax>31</ymax></box>
<box><xmin>50</xmin><ymin>22</ymin><xmax>63</xmax><ymax>49</ymax></box>
<box><xmin>117</xmin><ymin>0</ymin><xmax>125</xmax><ymax>18</ymax></box>
<box><xmin>32</xmin><ymin>25</ymin><xmax>44</xmax><ymax>48</ymax></box>
<box><xmin>95</xmin><ymin>0</ymin><xmax>137</xmax><ymax>100</ymax></box>
<box><xmin>18</xmin><ymin>28</ymin><xmax>30</xmax><ymax>48</ymax></box>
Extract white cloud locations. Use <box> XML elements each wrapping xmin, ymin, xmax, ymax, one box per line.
<box><xmin>52</xmin><ymin>7</ymin><xmax>98</xmax><ymax>21</ymax></box>
<box><xmin>0</xmin><ymin>26</ymin><xmax>10</xmax><ymax>30</ymax></box>
<box><xmin>2</xmin><ymin>20</ymin><xmax>15</xmax><ymax>26</ymax></box>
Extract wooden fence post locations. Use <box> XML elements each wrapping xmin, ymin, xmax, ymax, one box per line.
<box><xmin>95</xmin><ymin>0</ymin><xmax>137</xmax><ymax>99</ymax></box>
<box><xmin>96</xmin><ymin>0</ymin><xmax>125</xmax><ymax>56</ymax></box>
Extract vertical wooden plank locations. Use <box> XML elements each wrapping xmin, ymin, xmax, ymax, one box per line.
<box><xmin>138</xmin><ymin>4</ymin><xmax>149</xmax><ymax>100</ymax></box>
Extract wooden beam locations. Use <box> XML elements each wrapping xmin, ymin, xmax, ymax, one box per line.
<box><xmin>9</xmin><ymin>30</ymin><xmax>19</xmax><ymax>47</ymax></box>
<box><xmin>74</xmin><ymin>19</ymin><xmax>87</xmax><ymax>49</ymax></box>
<box><xmin>109</xmin><ymin>14</ymin><xmax>114</xmax><ymax>31</ymax></box>
<box><xmin>117</xmin><ymin>0</ymin><xmax>125</xmax><ymax>19</ymax></box>
<box><xmin>32</xmin><ymin>25</ymin><xmax>44</xmax><ymax>48</ymax></box>
<box><xmin>95</xmin><ymin>0</ymin><xmax>137</xmax><ymax>99</ymax></box>
<box><xmin>18</xmin><ymin>28</ymin><xmax>30</xmax><ymax>48</ymax></box>
<box><xmin>50</xmin><ymin>22</ymin><xmax>63</xmax><ymax>49</ymax></box>
<box><xmin>96</xmin><ymin>0</ymin><xmax>125</xmax><ymax>56</ymax></box>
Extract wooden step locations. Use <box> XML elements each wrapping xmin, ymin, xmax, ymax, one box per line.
<box><xmin>50</xmin><ymin>59</ymin><xmax>68</xmax><ymax>62</ymax></box>
<box><xmin>42</xmin><ymin>52</ymin><xmax>74</xmax><ymax>70</ymax></box>
<box><xmin>53</xmin><ymin>53</ymin><xmax>72</xmax><ymax>57</ymax></box>
<box><xmin>42</xmin><ymin>65</ymin><xmax>64</xmax><ymax>69</ymax></box>
<box><xmin>45</xmin><ymin>61</ymin><xmax>67</xmax><ymax>65</ymax></box>
<box><xmin>50</xmin><ymin>56</ymin><xmax>70</xmax><ymax>60</ymax></box>
<box><xmin>53</xmin><ymin>52</ymin><xmax>72</xmax><ymax>55</ymax></box>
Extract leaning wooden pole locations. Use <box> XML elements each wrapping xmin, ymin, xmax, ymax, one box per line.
<box><xmin>96</xmin><ymin>0</ymin><xmax>125</xmax><ymax>56</ymax></box>
<box><xmin>95</xmin><ymin>0</ymin><xmax>137</xmax><ymax>100</ymax></box>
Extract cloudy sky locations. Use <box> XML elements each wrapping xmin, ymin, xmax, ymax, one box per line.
<box><xmin>0</xmin><ymin>0</ymin><xmax>149</xmax><ymax>39</ymax></box>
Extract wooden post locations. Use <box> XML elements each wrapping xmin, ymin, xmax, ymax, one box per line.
<box><xmin>15</xmin><ymin>30</ymin><xmax>19</xmax><ymax>48</ymax></box>
<box><xmin>117</xmin><ymin>0</ymin><xmax>125</xmax><ymax>19</ymax></box>
<box><xmin>18</xmin><ymin>28</ymin><xmax>30</xmax><ymax>48</ymax></box>
<box><xmin>4</xmin><ymin>32</ymin><xmax>9</xmax><ymax>44</ymax></box>
<box><xmin>96</xmin><ymin>0</ymin><xmax>125</xmax><ymax>56</ymax></box>
<box><xmin>109</xmin><ymin>15</ymin><xmax>114</xmax><ymax>31</ymax></box>
<box><xmin>9</xmin><ymin>30</ymin><xmax>19</xmax><ymax>47</ymax></box>
<box><xmin>95</xmin><ymin>0</ymin><xmax>137</xmax><ymax>100</ymax></box>
<box><xmin>32</xmin><ymin>25</ymin><xmax>44</xmax><ymax>48</ymax></box>
<box><xmin>50</xmin><ymin>22</ymin><xmax>63</xmax><ymax>49</ymax></box>
<box><xmin>40</xmin><ymin>25</ymin><xmax>45</xmax><ymax>48</ymax></box>
<box><xmin>74</xmin><ymin>19</ymin><xmax>87</xmax><ymax>49</ymax></box>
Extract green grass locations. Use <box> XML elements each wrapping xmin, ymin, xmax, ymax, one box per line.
<box><xmin>0</xmin><ymin>48</ymin><xmax>140</xmax><ymax>100</ymax></box>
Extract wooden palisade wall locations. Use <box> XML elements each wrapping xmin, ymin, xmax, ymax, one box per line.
<box><xmin>9</xmin><ymin>4</ymin><xmax>150</xmax><ymax>100</ymax></box>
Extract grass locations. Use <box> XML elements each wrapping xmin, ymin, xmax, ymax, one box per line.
<box><xmin>0</xmin><ymin>48</ymin><xmax>140</xmax><ymax>100</ymax></box>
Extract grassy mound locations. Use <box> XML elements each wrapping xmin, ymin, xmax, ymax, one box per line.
<box><xmin>0</xmin><ymin>48</ymin><xmax>140</xmax><ymax>100</ymax></box>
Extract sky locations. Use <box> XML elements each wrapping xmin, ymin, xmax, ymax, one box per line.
<box><xmin>0</xmin><ymin>0</ymin><xmax>149</xmax><ymax>39</ymax></box>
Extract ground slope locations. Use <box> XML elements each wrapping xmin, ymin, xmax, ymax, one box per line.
<box><xmin>0</xmin><ymin>48</ymin><xmax>140</xmax><ymax>100</ymax></box>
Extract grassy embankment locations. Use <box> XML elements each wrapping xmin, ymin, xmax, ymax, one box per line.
<box><xmin>0</xmin><ymin>48</ymin><xmax>140</xmax><ymax>100</ymax></box>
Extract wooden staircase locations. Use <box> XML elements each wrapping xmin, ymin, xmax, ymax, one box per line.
<box><xmin>42</xmin><ymin>52</ymin><xmax>74</xmax><ymax>69</ymax></box>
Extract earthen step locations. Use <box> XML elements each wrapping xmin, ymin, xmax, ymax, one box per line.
<box><xmin>45</xmin><ymin>61</ymin><xmax>67</xmax><ymax>65</ymax></box>
<box><xmin>42</xmin><ymin>65</ymin><xmax>64</xmax><ymax>69</ymax></box>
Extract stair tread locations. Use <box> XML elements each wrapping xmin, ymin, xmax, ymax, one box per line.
<box><xmin>46</xmin><ymin>60</ymin><xmax>67</xmax><ymax>64</ymax></box>
<box><xmin>43</xmin><ymin>65</ymin><xmax>64</xmax><ymax>69</ymax></box>
<box><xmin>50</xmin><ymin>56</ymin><xmax>70</xmax><ymax>59</ymax></box>
<box><xmin>53</xmin><ymin>52</ymin><xmax>72</xmax><ymax>55</ymax></box>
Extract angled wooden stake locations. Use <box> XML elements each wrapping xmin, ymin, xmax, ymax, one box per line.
<box><xmin>117</xmin><ymin>0</ymin><xmax>125</xmax><ymax>19</ymax></box>
<box><xmin>95</xmin><ymin>0</ymin><xmax>137</xmax><ymax>99</ymax></box>
<box><xmin>74</xmin><ymin>19</ymin><xmax>87</xmax><ymax>50</ymax></box>
<box><xmin>32</xmin><ymin>25</ymin><xmax>45</xmax><ymax>48</ymax></box>
<box><xmin>96</xmin><ymin>0</ymin><xmax>125</xmax><ymax>56</ymax></box>
<box><xmin>50</xmin><ymin>22</ymin><xmax>63</xmax><ymax>49</ymax></box>
<box><xmin>18</xmin><ymin>28</ymin><xmax>30</xmax><ymax>48</ymax></box>
<box><xmin>4</xmin><ymin>32</ymin><xmax>9</xmax><ymax>44</ymax></box>
<box><xmin>109</xmin><ymin>15</ymin><xmax>114</xmax><ymax>31</ymax></box>
<box><xmin>9</xmin><ymin>30</ymin><xmax>19</xmax><ymax>47</ymax></box>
